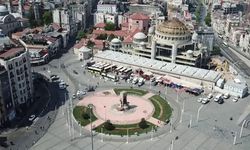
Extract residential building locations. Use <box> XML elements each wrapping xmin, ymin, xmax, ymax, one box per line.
<box><xmin>0</xmin><ymin>65</ymin><xmax>15</xmax><ymax>127</ymax></box>
<box><xmin>0</xmin><ymin>46</ymin><xmax>33</xmax><ymax>112</ymax></box>
<box><xmin>0</xmin><ymin>5</ymin><xmax>22</xmax><ymax>36</ymax></box>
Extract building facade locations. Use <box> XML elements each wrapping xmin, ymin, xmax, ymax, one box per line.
<box><xmin>0</xmin><ymin>65</ymin><xmax>15</xmax><ymax>127</ymax></box>
<box><xmin>0</xmin><ymin>47</ymin><xmax>33</xmax><ymax>112</ymax></box>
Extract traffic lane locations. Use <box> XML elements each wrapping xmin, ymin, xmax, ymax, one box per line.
<box><xmin>215</xmin><ymin>41</ymin><xmax>250</xmax><ymax>77</ymax></box>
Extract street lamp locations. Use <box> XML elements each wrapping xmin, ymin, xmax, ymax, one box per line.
<box><xmin>88</xmin><ymin>104</ymin><xmax>94</xmax><ymax>150</ymax></box>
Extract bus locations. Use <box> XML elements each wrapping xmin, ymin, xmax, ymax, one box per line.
<box><xmin>87</xmin><ymin>66</ymin><xmax>102</xmax><ymax>73</ymax></box>
<box><xmin>106</xmin><ymin>74</ymin><xmax>118</xmax><ymax>82</ymax></box>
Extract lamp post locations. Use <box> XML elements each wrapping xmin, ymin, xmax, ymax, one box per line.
<box><xmin>233</xmin><ymin>131</ymin><xmax>237</xmax><ymax>145</ymax></box>
<box><xmin>88</xmin><ymin>104</ymin><xmax>94</xmax><ymax>150</ymax></box>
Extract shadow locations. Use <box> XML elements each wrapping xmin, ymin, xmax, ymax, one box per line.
<box><xmin>129</xmin><ymin>105</ymin><xmax>137</xmax><ymax>109</ymax></box>
<box><xmin>242</xmin><ymin>133</ymin><xmax>250</xmax><ymax>138</ymax></box>
<box><xmin>2</xmin><ymin>72</ymin><xmax>69</xmax><ymax>130</ymax></box>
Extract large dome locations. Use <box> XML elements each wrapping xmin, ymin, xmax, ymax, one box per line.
<box><xmin>133</xmin><ymin>32</ymin><xmax>147</xmax><ymax>40</ymax></box>
<box><xmin>156</xmin><ymin>18</ymin><xmax>190</xmax><ymax>35</ymax></box>
<box><xmin>0</xmin><ymin>5</ymin><xmax>8</xmax><ymax>13</ymax></box>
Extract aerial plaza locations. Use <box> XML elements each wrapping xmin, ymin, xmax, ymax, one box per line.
<box><xmin>73</xmin><ymin>88</ymin><xmax>173</xmax><ymax>137</ymax></box>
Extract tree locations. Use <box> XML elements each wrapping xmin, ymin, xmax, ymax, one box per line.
<box><xmin>43</xmin><ymin>11</ymin><xmax>53</xmax><ymax>25</ymax></box>
<box><xmin>82</xmin><ymin>113</ymin><xmax>90</xmax><ymax>120</ymax></box>
<box><xmin>86</xmin><ymin>40</ymin><xmax>95</xmax><ymax>49</ymax></box>
<box><xmin>195</xmin><ymin>4</ymin><xmax>201</xmax><ymax>24</ymax></box>
<box><xmin>104</xmin><ymin>120</ymin><xmax>115</xmax><ymax>131</ymax></box>
<box><xmin>28</xmin><ymin>6</ymin><xmax>37</xmax><ymax>27</ymax></box>
<box><xmin>96</xmin><ymin>33</ymin><xmax>108</xmax><ymax>40</ymax></box>
<box><xmin>76</xmin><ymin>30</ymin><xmax>87</xmax><ymax>40</ymax></box>
<box><xmin>104</xmin><ymin>22</ymin><xmax>116</xmax><ymax>31</ymax></box>
<box><xmin>205</xmin><ymin>12</ymin><xmax>211</xmax><ymax>27</ymax></box>
<box><xmin>138</xmin><ymin>118</ymin><xmax>149</xmax><ymax>129</ymax></box>
<box><xmin>107</xmin><ymin>34</ymin><xmax>117</xmax><ymax>41</ymax></box>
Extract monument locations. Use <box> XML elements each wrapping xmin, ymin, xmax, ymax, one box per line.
<box><xmin>117</xmin><ymin>91</ymin><xmax>130</xmax><ymax>111</ymax></box>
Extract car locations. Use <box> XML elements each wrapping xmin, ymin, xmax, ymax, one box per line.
<box><xmin>207</xmin><ymin>93</ymin><xmax>213</xmax><ymax>99</ymax></box>
<box><xmin>232</xmin><ymin>97</ymin><xmax>239</xmax><ymax>102</ymax></box>
<box><xmin>150</xmin><ymin>77</ymin><xmax>156</xmax><ymax>82</ymax></box>
<box><xmin>223</xmin><ymin>93</ymin><xmax>230</xmax><ymax>99</ymax></box>
<box><xmin>202</xmin><ymin>98</ymin><xmax>209</xmax><ymax>104</ymax></box>
<box><xmin>218</xmin><ymin>99</ymin><xmax>224</xmax><ymax>104</ymax></box>
<box><xmin>214</xmin><ymin>94</ymin><xmax>222</xmax><ymax>102</ymax></box>
<box><xmin>151</xmin><ymin>81</ymin><xmax>158</xmax><ymax>86</ymax></box>
<box><xmin>197</xmin><ymin>98</ymin><xmax>203</xmax><ymax>103</ymax></box>
<box><xmin>29</xmin><ymin>115</ymin><xmax>36</xmax><ymax>121</ymax></box>
<box><xmin>72</xmin><ymin>94</ymin><xmax>76</xmax><ymax>99</ymax></box>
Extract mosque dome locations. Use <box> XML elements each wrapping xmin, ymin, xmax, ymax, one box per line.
<box><xmin>156</xmin><ymin>18</ymin><xmax>190</xmax><ymax>35</ymax></box>
<box><xmin>133</xmin><ymin>32</ymin><xmax>147</xmax><ymax>40</ymax></box>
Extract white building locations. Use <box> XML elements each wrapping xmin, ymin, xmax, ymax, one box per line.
<box><xmin>97</xmin><ymin>3</ymin><xmax>117</xmax><ymax>14</ymax></box>
<box><xmin>0</xmin><ymin>46</ymin><xmax>33</xmax><ymax>111</ymax></box>
<box><xmin>94</xmin><ymin>12</ymin><xmax>118</xmax><ymax>25</ymax></box>
<box><xmin>0</xmin><ymin>5</ymin><xmax>21</xmax><ymax>36</ymax></box>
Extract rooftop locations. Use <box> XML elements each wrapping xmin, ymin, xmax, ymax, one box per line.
<box><xmin>129</xmin><ymin>13</ymin><xmax>150</xmax><ymax>20</ymax></box>
<box><xmin>95</xmin><ymin>50</ymin><xmax>222</xmax><ymax>82</ymax></box>
<box><xmin>0</xmin><ymin>47</ymin><xmax>25</xmax><ymax>60</ymax></box>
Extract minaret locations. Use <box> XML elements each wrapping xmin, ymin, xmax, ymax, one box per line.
<box><xmin>18</xmin><ymin>0</ymin><xmax>23</xmax><ymax>18</ymax></box>
<box><xmin>6</xmin><ymin>0</ymin><xmax>12</xmax><ymax>13</ymax></box>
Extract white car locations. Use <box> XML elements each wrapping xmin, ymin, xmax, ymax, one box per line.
<box><xmin>223</xmin><ymin>93</ymin><xmax>230</xmax><ymax>99</ymax></box>
<box><xmin>232</xmin><ymin>97</ymin><xmax>239</xmax><ymax>102</ymax></box>
<box><xmin>207</xmin><ymin>93</ymin><xmax>213</xmax><ymax>99</ymax></box>
<box><xmin>202</xmin><ymin>98</ymin><xmax>210</xmax><ymax>104</ymax></box>
<box><xmin>197</xmin><ymin>98</ymin><xmax>203</xmax><ymax>103</ymax></box>
<box><xmin>29</xmin><ymin>115</ymin><xmax>36</xmax><ymax>121</ymax></box>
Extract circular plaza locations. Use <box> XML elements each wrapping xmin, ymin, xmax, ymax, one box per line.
<box><xmin>73</xmin><ymin>88</ymin><xmax>173</xmax><ymax>136</ymax></box>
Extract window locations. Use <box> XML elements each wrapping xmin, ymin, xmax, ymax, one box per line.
<box><xmin>15</xmin><ymin>62</ymin><xmax>18</xmax><ymax>67</ymax></box>
<box><xmin>136</xmin><ymin>21</ymin><xmax>139</xmax><ymax>23</ymax></box>
<box><xmin>8</xmin><ymin>64</ymin><xmax>13</xmax><ymax>70</ymax></box>
<box><xmin>18</xmin><ymin>77</ymin><xmax>20</xmax><ymax>81</ymax></box>
<box><xmin>19</xmin><ymin>84</ymin><xmax>21</xmax><ymax>88</ymax></box>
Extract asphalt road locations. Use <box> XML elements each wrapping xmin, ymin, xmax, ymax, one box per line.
<box><xmin>215</xmin><ymin>37</ymin><xmax>250</xmax><ymax>78</ymax></box>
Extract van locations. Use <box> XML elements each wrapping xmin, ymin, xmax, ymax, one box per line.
<box><xmin>132</xmin><ymin>77</ymin><xmax>138</xmax><ymax>84</ymax></box>
<box><xmin>214</xmin><ymin>94</ymin><xmax>222</xmax><ymax>102</ymax></box>
<box><xmin>138</xmin><ymin>78</ymin><xmax>145</xmax><ymax>86</ymax></box>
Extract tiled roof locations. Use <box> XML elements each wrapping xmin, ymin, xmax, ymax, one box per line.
<box><xmin>95</xmin><ymin>23</ymin><xmax>106</xmax><ymax>28</ymax></box>
<box><xmin>0</xmin><ymin>47</ymin><xmax>25</xmax><ymax>60</ymax></box>
<box><xmin>129</xmin><ymin>13</ymin><xmax>150</xmax><ymax>20</ymax></box>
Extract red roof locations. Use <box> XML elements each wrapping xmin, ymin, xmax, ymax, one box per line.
<box><xmin>0</xmin><ymin>47</ymin><xmax>25</xmax><ymax>60</ymax></box>
<box><xmin>129</xmin><ymin>13</ymin><xmax>150</xmax><ymax>20</ymax></box>
<box><xmin>92</xmin><ymin>30</ymin><xmax>127</xmax><ymax>37</ymax></box>
<box><xmin>95</xmin><ymin>23</ymin><xmax>106</xmax><ymax>28</ymax></box>
<box><xmin>74</xmin><ymin>38</ymin><xmax>87</xmax><ymax>49</ymax></box>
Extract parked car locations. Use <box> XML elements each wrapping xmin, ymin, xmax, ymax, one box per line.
<box><xmin>202</xmin><ymin>98</ymin><xmax>210</xmax><ymax>104</ymax></box>
<box><xmin>152</xmin><ymin>81</ymin><xmax>158</xmax><ymax>86</ymax></box>
<box><xmin>207</xmin><ymin>93</ymin><xmax>213</xmax><ymax>99</ymax></box>
<box><xmin>132</xmin><ymin>77</ymin><xmax>138</xmax><ymax>84</ymax></box>
<box><xmin>232</xmin><ymin>96</ymin><xmax>239</xmax><ymax>102</ymax></box>
<box><xmin>223</xmin><ymin>93</ymin><xmax>230</xmax><ymax>99</ymax></box>
<box><xmin>218</xmin><ymin>99</ymin><xmax>224</xmax><ymax>104</ymax></box>
<box><xmin>29</xmin><ymin>115</ymin><xmax>36</xmax><ymax>121</ymax></box>
<box><xmin>214</xmin><ymin>94</ymin><xmax>223</xmax><ymax>102</ymax></box>
<box><xmin>150</xmin><ymin>77</ymin><xmax>156</xmax><ymax>82</ymax></box>
<box><xmin>197</xmin><ymin>98</ymin><xmax>203</xmax><ymax>103</ymax></box>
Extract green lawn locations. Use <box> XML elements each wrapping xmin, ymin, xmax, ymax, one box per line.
<box><xmin>73</xmin><ymin>106</ymin><xmax>97</xmax><ymax>126</ymax></box>
<box><xmin>113</xmin><ymin>88</ymin><xmax>148</xmax><ymax>96</ymax></box>
<box><xmin>94</xmin><ymin>122</ymin><xmax>156</xmax><ymax>136</ymax></box>
<box><xmin>149</xmin><ymin>95</ymin><xmax>172</xmax><ymax>122</ymax></box>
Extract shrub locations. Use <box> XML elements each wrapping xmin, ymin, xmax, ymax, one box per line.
<box><xmin>138</xmin><ymin>118</ymin><xmax>149</xmax><ymax>129</ymax></box>
<box><xmin>82</xmin><ymin>113</ymin><xmax>90</xmax><ymax>120</ymax></box>
<box><xmin>104</xmin><ymin>120</ymin><xmax>115</xmax><ymax>131</ymax></box>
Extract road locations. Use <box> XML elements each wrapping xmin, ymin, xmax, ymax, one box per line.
<box><xmin>214</xmin><ymin>37</ymin><xmax>250</xmax><ymax>78</ymax></box>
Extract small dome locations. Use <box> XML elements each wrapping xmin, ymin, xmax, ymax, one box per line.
<box><xmin>148</xmin><ymin>26</ymin><xmax>155</xmax><ymax>35</ymax></box>
<box><xmin>111</xmin><ymin>38</ymin><xmax>121</xmax><ymax>44</ymax></box>
<box><xmin>140</xmin><ymin>42</ymin><xmax>146</xmax><ymax>45</ymax></box>
<box><xmin>0</xmin><ymin>5</ymin><xmax>8</xmax><ymax>13</ymax></box>
<box><xmin>133</xmin><ymin>32</ymin><xmax>147</xmax><ymax>40</ymax></box>
<box><xmin>187</xmin><ymin>50</ymin><xmax>193</xmax><ymax>54</ymax></box>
